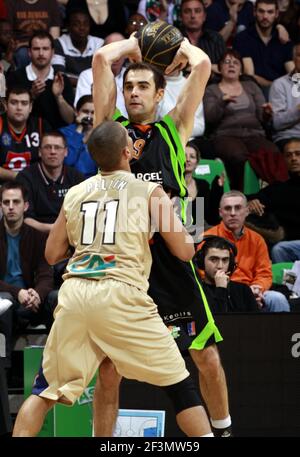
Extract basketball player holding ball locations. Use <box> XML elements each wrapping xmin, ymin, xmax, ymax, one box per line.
<box><xmin>91</xmin><ymin>23</ymin><xmax>233</xmax><ymax>438</ymax></box>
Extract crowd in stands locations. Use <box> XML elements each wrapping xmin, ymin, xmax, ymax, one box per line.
<box><xmin>1</xmin><ymin>0</ymin><xmax>300</xmax><ymax>436</ymax></box>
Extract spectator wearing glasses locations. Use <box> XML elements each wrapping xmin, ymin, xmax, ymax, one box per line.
<box><xmin>15</xmin><ymin>131</ymin><xmax>84</xmax><ymax>234</ymax></box>
<box><xmin>203</xmin><ymin>190</ymin><xmax>290</xmax><ymax>312</ymax></box>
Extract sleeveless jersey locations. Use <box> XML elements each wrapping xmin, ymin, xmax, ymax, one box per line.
<box><xmin>114</xmin><ymin>112</ymin><xmax>219</xmax><ymax>345</ymax></box>
<box><xmin>113</xmin><ymin>113</ymin><xmax>187</xmax><ymax>201</ymax></box>
<box><xmin>63</xmin><ymin>170</ymin><xmax>158</xmax><ymax>292</ymax></box>
<box><xmin>0</xmin><ymin>114</ymin><xmax>44</xmax><ymax>173</ymax></box>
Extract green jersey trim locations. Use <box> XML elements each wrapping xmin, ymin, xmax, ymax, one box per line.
<box><xmin>188</xmin><ymin>261</ymin><xmax>223</xmax><ymax>350</ymax></box>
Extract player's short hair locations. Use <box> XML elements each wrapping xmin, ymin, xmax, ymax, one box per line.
<box><xmin>88</xmin><ymin>121</ymin><xmax>128</xmax><ymax>171</ymax></box>
<box><xmin>123</xmin><ymin>62</ymin><xmax>166</xmax><ymax>90</ymax></box>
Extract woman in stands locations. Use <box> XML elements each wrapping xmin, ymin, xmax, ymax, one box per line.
<box><xmin>203</xmin><ymin>49</ymin><xmax>281</xmax><ymax>190</ymax></box>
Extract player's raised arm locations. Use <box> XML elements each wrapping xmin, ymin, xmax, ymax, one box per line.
<box><xmin>92</xmin><ymin>35</ymin><xmax>142</xmax><ymax>126</ymax></box>
<box><xmin>150</xmin><ymin>186</ymin><xmax>195</xmax><ymax>261</ymax></box>
<box><xmin>166</xmin><ymin>39</ymin><xmax>211</xmax><ymax>146</ymax></box>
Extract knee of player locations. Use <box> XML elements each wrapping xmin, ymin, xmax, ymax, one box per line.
<box><xmin>161</xmin><ymin>375</ymin><xmax>201</xmax><ymax>414</ymax></box>
<box><xmin>192</xmin><ymin>345</ymin><xmax>222</xmax><ymax>377</ymax></box>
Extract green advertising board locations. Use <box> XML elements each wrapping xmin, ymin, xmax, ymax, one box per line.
<box><xmin>24</xmin><ymin>346</ymin><xmax>95</xmax><ymax>437</ymax></box>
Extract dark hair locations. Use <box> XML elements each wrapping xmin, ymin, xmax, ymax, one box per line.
<box><xmin>283</xmin><ymin>137</ymin><xmax>300</xmax><ymax>150</ymax></box>
<box><xmin>186</xmin><ymin>141</ymin><xmax>201</xmax><ymax>162</ymax></box>
<box><xmin>66</xmin><ymin>8</ymin><xmax>91</xmax><ymax>25</ymax></box>
<box><xmin>123</xmin><ymin>62</ymin><xmax>166</xmax><ymax>90</ymax></box>
<box><xmin>29</xmin><ymin>30</ymin><xmax>54</xmax><ymax>49</ymax></box>
<box><xmin>181</xmin><ymin>0</ymin><xmax>205</xmax><ymax>11</ymax></box>
<box><xmin>218</xmin><ymin>48</ymin><xmax>243</xmax><ymax>72</ymax></box>
<box><xmin>255</xmin><ymin>0</ymin><xmax>278</xmax><ymax>9</ymax></box>
<box><xmin>195</xmin><ymin>235</ymin><xmax>237</xmax><ymax>274</ymax></box>
<box><xmin>76</xmin><ymin>95</ymin><xmax>93</xmax><ymax>112</ymax></box>
<box><xmin>6</xmin><ymin>86</ymin><xmax>32</xmax><ymax>103</ymax></box>
<box><xmin>0</xmin><ymin>181</ymin><xmax>29</xmax><ymax>202</ymax></box>
<box><xmin>87</xmin><ymin>121</ymin><xmax>127</xmax><ymax>170</ymax></box>
<box><xmin>40</xmin><ymin>131</ymin><xmax>67</xmax><ymax>148</ymax></box>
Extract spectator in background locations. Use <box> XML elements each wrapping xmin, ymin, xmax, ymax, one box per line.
<box><xmin>5</xmin><ymin>0</ymin><xmax>61</xmax><ymax>69</ymax></box>
<box><xmin>277</xmin><ymin>0</ymin><xmax>300</xmax><ymax>43</ymax></box>
<box><xmin>180</xmin><ymin>0</ymin><xmax>226</xmax><ymax>73</ymax></box>
<box><xmin>16</xmin><ymin>131</ymin><xmax>84</xmax><ymax>234</ymax></box>
<box><xmin>66</xmin><ymin>0</ymin><xmax>127</xmax><ymax>39</ymax></box>
<box><xmin>0</xmin><ymin>181</ymin><xmax>56</xmax><ymax>367</ymax></box>
<box><xmin>204</xmin><ymin>190</ymin><xmax>291</xmax><ymax>312</ymax></box>
<box><xmin>233</xmin><ymin>0</ymin><xmax>294</xmax><ymax>95</ymax></box>
<box><xmin>138</xmin><ymin>0</ymin><xmax>182</xmax><ymax>26</ymax></box>
<box><xmin>269</xmin><ymin>42</ymin><xmax>300</xmax><ymax>150</ymax></box>
<box><xmin>52</xmin><ymin>9</ymin><xmax>104</xmax><ymax>88</ymax></box>
<box><xmin>195</xmin><ymin>235</ymin><xmax>258</xmax><ymax>312</ymax></box>
<box><xmin>0</xmin><ymin>19</ymin><xmax>16</xmax><ymax>74</ymax></box>
<box><xmin>60</xmin><ymin>95</ymin><xmax>97</xmax><ymax>178</ymax></box>
<box><xmin>7</xmin><ymin>31</ymin><xmax>75</xmax><ymax>129</ymax></box>
<box><xmin>247</xmin><ymin>138</ymin><xmax>300</xmax><ymax>262</ymax></box>
<box><xmin>74</xmin><ymin>33</ymin><xmax>127</xmax><ymax>116</ymax></box>
<box><xmin>203</xmin><ymin>49</ymin><xmax>280</xmax><ymax>190</ymax></box>
<box><xmin>124</xmin><ymin>12</ymin><xmax>147</xmax><ymax>38</ymax></box>
<box><xmin>205</xmin><ymin>0</ymin><xmax>254</xmax><ymax>46</ymax></box>
<box><xmin>184</xmin><ymin>141</ymin><xmax>223</xmax><ymax>235</ymax></box>
<box><xmin>0</xmin><ymin>86</ymin><xmax>51</xmax><ymax>183</ymax></box>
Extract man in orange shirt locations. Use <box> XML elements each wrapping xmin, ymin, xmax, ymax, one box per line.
<box><xmin>202</xmin><ymin>190</ymin><xmax>290</xmax><ymax>312</ymax></box>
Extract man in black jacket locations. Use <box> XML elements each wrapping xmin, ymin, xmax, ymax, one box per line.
<box><xmin>0</xmin><ymin>181</ymin><xmax>55</xmax><ymax>367</ymax></box>
<box><xmin>247</xmin><ymin>138</ymin><xmax>300</xmax><ymax>261</ymax></box>
<box><xmin>196</xmin><ymin>235</ymin><xmax>258</xmax><ymax>313</ymax></box>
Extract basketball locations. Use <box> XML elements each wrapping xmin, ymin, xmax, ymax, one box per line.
<box><xmin>136</xmin><ymin>21</ymin><xmax>184</xmax><ymax>71</ymax></box>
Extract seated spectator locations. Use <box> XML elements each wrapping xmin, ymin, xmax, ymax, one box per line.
<box><xmin>179</xmin><ymin>0</ymin><xmax>226</xmax><ymax>73</ymax></box>
<box><xmin>233</xmin><ymin>0</ymin><xmax>294</xmax><ymax>95</ymax></box>
<box><xmin>0</xmin><ymin>86</ymin><xmax>51</xmax><ymax>183</ymax></box>
<box><xmin>52</xmin><ymin>9</ymin><xmax>104</xmax><ymax>88</ymax></box>
<box><xmin>6</xmin><ymin>30</ymin><xmax>75</xmax><ymax>129</ymax></box>
<box><xmin>60</xmin><ymin>95</ymin><xmax>97</xmax><ymax>178</ymax></box>
<box><xmin>247</xmin><ymin>138</ymin><xmax>300</xmax><ymax>262</ymax></box>
<box><xmin>205</xmin><ymin>0</ymin><xmax>254</xmax><ymax>46</ymax></box>
<box><xmin>195</xmin><ymin>235</ymin><xmax>258</xmax><ymax>312</ymax></box>
<box><xmin>0</xmin><ymin>19</ymin><xmax>16</xmax><ymax>74</ymax></box>
<box><xmin>269</xmin><ymin>43</ymin><xmax>300</xmax><ymax>151</ymax></box>
<box><xmin>16</xmin><ymin>131</ymin><xmax>85</xmax><ymax>234</ymax></box>
<box><xmin>74</xmin><ymin>33</ymin><xmax>127</xmax><ymax>116</ymax></box>
<box><xmin>0</xmin><ymin>181</ymin><xmax>57</xmax><ymax>368</ymax></box>
<box><xmin>5</xmin><ymin>0</ymin><xmax>61</xmax><ymax>69</ymax></box>
<box><xmin>203</xmin><ymin>190</ymin><xmax>291</xmax><ymax>312</ymax></box>
<box><xmin>124</xmin><ymin>13</ymin><xmax>147</xmax><ymax>38</ymax></box>
<box><xmin>184</xmin><ymin>141</ymin><xmax>223</xmax><ymax>236</ymax></box>
<box><xmin>138</xmin><ymin>0</ymin><xmax>182</xmax><ymax>26</ymax></box>
<box><xmin>65</xmin><ymin>0</ymin><xmax>127</xmax><ymax>39</ymax></box>
<box><xmin>277</xmin><ymin>0</ymin><xmax>300</xmax><ymax>43</ymax></box>
<box><xmin>203</xmin><ymin>49</ymin><xmax>281</xmax><ymax>190</ymax></box>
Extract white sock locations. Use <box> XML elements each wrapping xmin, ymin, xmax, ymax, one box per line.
<box><xmin>211</xmin><ymin>415</ymin><xmax>231</xmax><ymax>429</ymax></box>
<box><xmin>201</xmin><ymin>433</ymin><xmax>214</xmax><ymax>437</ymax></box>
